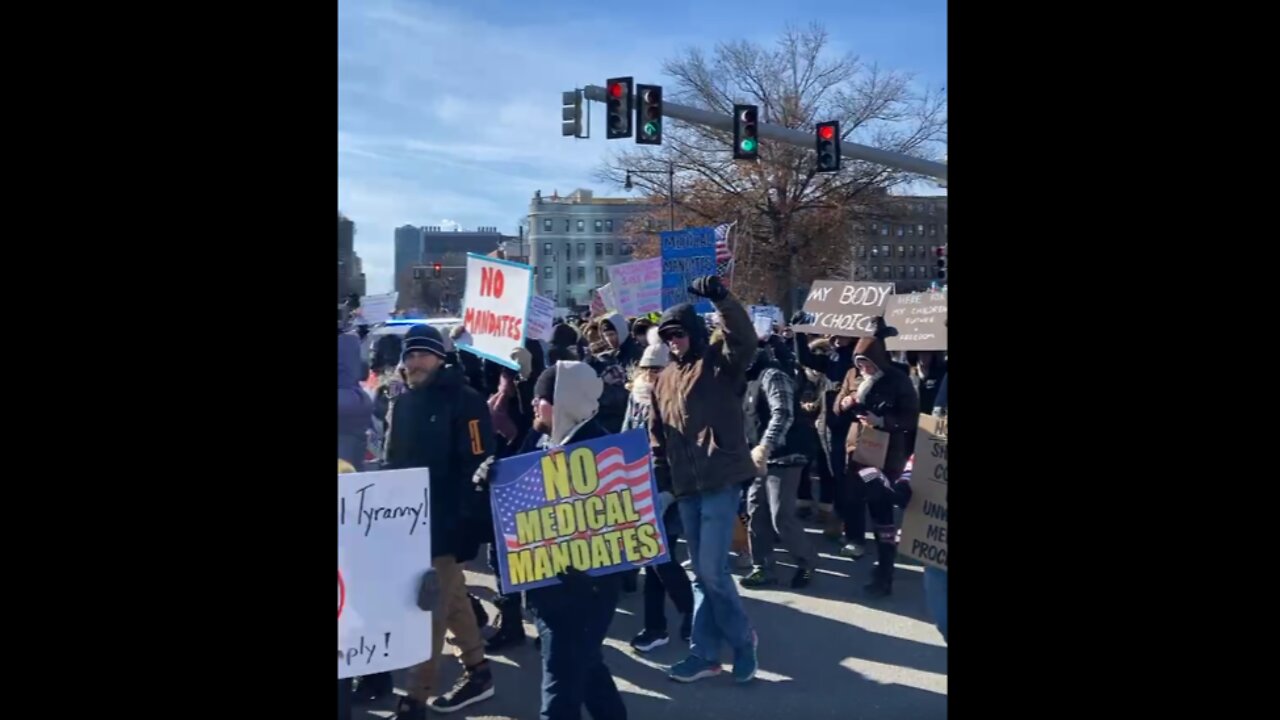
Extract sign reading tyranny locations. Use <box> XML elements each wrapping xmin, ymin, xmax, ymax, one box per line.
<box><xmin>660</xmin><ymin>227</ymin><xmax>717</xmax><ymax>314</ymax></box>
<box><xmin>460</xmin><ymin>253</ymin><xmax>533</xmax><ymax>371</ymax></box>
<box><xmin>792</xmin><ymin>281</ymin><xmax>895</xmax><ymax>338</ymax></box>
<box><xmin>488</xmin><ymin>429</ymin><xmax>669</xmax><ymax>593</ymax></box>
<box><xmin>898</xmin><ymin>415</ymin><xmax>948</xmax><ymax>570</ymax></box>
<box><xmin>338</xmin><ymin>468</ymin><xmax>432</xmax><ymax>679</ymax></box>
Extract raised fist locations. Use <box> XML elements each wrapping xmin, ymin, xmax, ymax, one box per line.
<box><xmin>687</xmin><ymin>275</ymin><xmax>729</xmax><ymax>302</ymax></box>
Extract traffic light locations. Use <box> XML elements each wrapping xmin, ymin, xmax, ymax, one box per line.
<box><xmin>733</xmin><ymin>104</ymin><xmax>759</xmax><ymax>160</ymax></box>
<box><xmin>605</xmin><ymin>77</ymin><xmax>633</xmax><ymax>139</ymax></box>
<box><xmin>815</xmin><ymin>120</ymin><xmax>841</xmax><ymax>173</ymax></box>
<box><xmin>412</xmin><ymin>267</ymin><xmax>424</xmax><ymax>280</ymax></box>
<box><xmin>935</xmin><ymin>246</ymin><xmax>947</xmax><ymax>279</ymax></box>
<box><xmin>635</xmin><ymin>84</ymin><xmax>662</xmax><ymax>145</ymax></box>
<box><xmin>433</xmin><ymin>262</ymin><xmax>442</xmax><ymax>278</ymax></box>
<box><xmin>561</xmin><ymin>89</ymin><xmax>583</xmax><ymax>138</ymax></box>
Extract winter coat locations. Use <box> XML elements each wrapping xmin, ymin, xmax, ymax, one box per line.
<box><xmin>649</xmin><ymin>295</ymin><xmax>758</xmax><ymax>499</ymax></box>
<box><xmin>743</xmin><ymin>349</ymin><xmax>814</xmax><ymax>466</ymax></box>
<box><xmin>833</xmin><ymin>359</ymin><xmax>919</xmax><ymax>480</ymax></box>
<box><xmin>338</xmin><ymin>333</ymin><xmax>373</xmax><ymax>468</ymax></box>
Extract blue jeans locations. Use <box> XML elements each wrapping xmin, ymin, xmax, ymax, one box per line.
<box><xmin>923</xmin><ymin>566</ymin><xmax>947</xmax><ymax>641</ymax></box>
<box><xmin>530</xmin><ymin>578</ymin><xmax>627</xmax><ymax>720</ymax></box>
<box><xmin>677</xmin><ymin>485</ymin><xmax>754</xmax><ymax>662</ymax></box>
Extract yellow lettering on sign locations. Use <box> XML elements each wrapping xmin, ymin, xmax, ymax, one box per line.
<box><xmin>554</xmin><ymin>503</ymin><xmax>577</xmax><ymax>538</ymax></box>
<box><xmin>583</xmin><ymin>496</ymin><xmax>606</xmax><ymax>530</ymax></box>
<box><xmin>533</xmin><ymin>546</ymin><xmax>555</xmax><ymax>580</ymax></box>
<box><xmin>620</xmin><ymin>489</ymin><xmax>641</xmax><ymax>522</ymax></box>
<box><xmin>508</xmin><ymin>550</ymin><xmax>533</xmax><ymax>586</ymax></box>
<box><xmin>549</xmin><ymin>542</ymin><xmax>572</xmax><ymax>575</ymax></box>
<box><xmin>620</xmin><ymin>527</ymin><xmax>641</xmax><ymax>561</ymax></box>
<box><xmin>569</xmin><ymin>538</ymin><xmax>592</xmax><ymax>570</ymax></box>
<box><xmin>604</xmin><ymin>493</ymin><xmax>628</xmax><ymax>527</ymax></box>
<box><xmin>539</xmin><ymin>507</ymin><xmax>557</xmax><ymax>540</ymax></box>
<box><xmin>590</xmin><ymin>535</ymin><xmax>613</xmax><ymax>569</ymax></box>
<box><xmin>515</xmin><ymin>510</ymin><xmax>542</xmax><ymax>545</ymax></box>
<box><xmin>542</xmin><ymin>453</ymin><xmax>571</xmax><ymax>501</ymax></box>
<box><xmin>569</xmin><ymin>447</ymin><xmax>600</xmax><ymax>495</ymax></box>
<box><xmin>636</xmin><ymin>524</ymin><xmax>661</xmax><ymax>560</ymax></box>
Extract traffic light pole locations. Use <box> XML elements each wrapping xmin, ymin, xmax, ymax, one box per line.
<box><xmin>581</xmin><ymin>85</ymin><xmax>947</xmax><ymax>182</ymax></box>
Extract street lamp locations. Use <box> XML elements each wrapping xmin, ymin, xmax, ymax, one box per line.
<box><xmin>622</xmin><ymin>161</ymin><xmax>676</xmax><ymax>232</ymax></box>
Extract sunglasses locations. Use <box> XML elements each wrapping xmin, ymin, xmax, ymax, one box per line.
<box><xmin>660</xmin><ymin>329</ymin><xmax>687</xmax><ymax>341</ymax></box>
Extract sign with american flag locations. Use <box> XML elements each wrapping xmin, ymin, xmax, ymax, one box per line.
<box><xmin>660</xmin><ymin>226</ymin><xmax>718</xmax><ymax>313</ymax></box>
<box><xmin>488</xmin><ymin>429</ymin><xmax>669</xmax><ymax>593</ymax></box>
<box><xmin>714</xmin><ymin>222</ymin><xmax>736</xmax><ymax>289</ymax></box>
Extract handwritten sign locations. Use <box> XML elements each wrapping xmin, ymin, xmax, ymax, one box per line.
<box><xmin>884</xmin><ymin>294</ymin><xmax>948</xmax><ymax>351</ymax></box>
<box><xmin>899</xmin><ymin>415</ymin><xmax>947</xmax><ymax>570</ymax></box>
<box><xmin>750</xmin><ymin>304</ymin><xmax>783</xmax><ymax>326</ymax></box>
<box><xmin>460</xmin><ymin>253</ymin><xmax>533</xmax><ymax>370</ymax></box>
<box><xmin>359</xmin><ymin>292</ymin><xmax>399</xmax><ymax>325</ymax></box>
<box><xmin>526</xmin><ymin>295</ymin><xmax>556</xmax><ymax>342</ymax></box>
<box><xmin>338</xmin><ymin>468</ymin><xmax>432</xmax><ymax>679</ymax></box>
<box><xmin>661</xmin><ymin>227</ymin><xmax>717</xmax><ymax>313</ymax></box>
<box><xmin>608</xmin><ymin>258</ymin><xmax>662</xmax><ymax>317</ymax></box>
<box><xmin>597</xmin><ymin>283</ymin><xmax>620</xmax><ymax>313</ymax></box>
<box><xmin>489</xmin><ymin>429</ymin><xmax>669</xmax><ymax>593</ymax></box>
<box><xmin>792</xmin><ymin>281</ymin><xmax>894</xmax><ymax>338</ymax></box>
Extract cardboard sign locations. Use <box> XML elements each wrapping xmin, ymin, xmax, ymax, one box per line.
<box><xmin>359</xmin><ymin>292</ymin><xmax>399</xmax><ymax>325</ymax></box>
<box><xmin>884</xmin><ymin>294</ymin><xmax>948</xmax><ymax>351</ymax></box>
<box><xmin>525</xmin><ymin>295</ymin><xmax>556</xmax><ymax>342</ymax></box>
<box><xmin>792</xmin><ymin>281</ymin><xmax>894</xmax><ymax>337</ymax></box>
<box><xmin>459</xmin><ymin>253</ymin><xmax>533</xmax><ymax>370</ymax></box>
<box><xmin>338</xmin><ymin>468</ymin><xmax>433</xmax><ymax>679</ymax></box>
<box><xmin>661</xmin><ymin>226</ymin><xmax>717</xmax><ymax>313</ymax></box>
<box><xmin>608</xmin><ymin>258</ymin><xmax>662</xmax><ymax>317</ymax></box>
<box><xmin>899</xmin><ymin>415</ymin><xmax>948</xmax><ymax>570</ymax></box>
<box><xmin>489</xmin><ymin>429</ymin><xmax>670</xmax><ymax>593</ymax></box>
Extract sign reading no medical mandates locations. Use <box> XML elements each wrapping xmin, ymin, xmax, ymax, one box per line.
<box><xmin>489</xmin><ymin>429</ymin><xmax>670</xmax><ymax>593</ymax></box>
<box><xmin>460</xmin><ymin>253</ymin><xmax>533</xmax><ymax>371</ymax></box>
<box><xmin>338</xmin><ymin>468</ymin><xmax>432</xmax><ymax>679</ymax></box>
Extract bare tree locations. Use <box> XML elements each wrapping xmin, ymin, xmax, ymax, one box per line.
<box><xmin>597</xmin><ymin>23</ymin><xmax>946</xmax><ymax>312</ymax></box>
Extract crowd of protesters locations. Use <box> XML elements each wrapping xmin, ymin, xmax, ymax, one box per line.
<box><xmin>338</xmin><ymin>277</ymin><xmax>948</xmax><ymax>719</ymax></box>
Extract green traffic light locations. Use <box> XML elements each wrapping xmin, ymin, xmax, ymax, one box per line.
<box><xmin>740</xmin><ymin>138</ymin><xmax>757</xmax><ymax>152</ymax></box>
<box><xmin>644</xmin><ymin>121</ymin><xmax>659</xmax><ymax>136</ymax></box>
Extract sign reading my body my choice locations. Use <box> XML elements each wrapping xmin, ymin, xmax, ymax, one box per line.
<box><xmin>661</xmin><ymin>227</ymin><xmax>717</xmax><ymax>313</ymax></box>
<box><xmin>489</xmin><ymin>429</ymin><xmax>669</xmax><ymax>593</ymax></box>
<box><xmin>792</xmin><ymin>281</ymin><xmax>894</xmax><ymax>337</ymax></box>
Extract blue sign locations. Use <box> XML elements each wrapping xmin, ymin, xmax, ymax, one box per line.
<box><xmin>661</xmin><ymin>226</ymin><xmax>717</xmax><ymax>313</ymax></box>
<box><xmin>488</xmin><ymin>429</ymin><xmax>669</xmax><ymax>593</ymax></box>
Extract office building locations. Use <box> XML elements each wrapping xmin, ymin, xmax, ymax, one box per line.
<box><xmin>338</xmin><ymin>213</ymin><xmax>365</xmax><ymax>300</ymax></box>
<box><xmin>851</xmin><ymin>196</ymin><xmax>948</xmax><ymax>293</ymax></box>
<box><xmin>525</xmin><ymin>188</ymin><xmax>653</xmax><ymax>308</ymax></box>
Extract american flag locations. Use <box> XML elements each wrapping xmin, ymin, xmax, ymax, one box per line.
<box><xmin>496</xmin><ymin>447</ymin><xmax>658</xmax><ymax>552</ymax></box>
<box><xmin>714</xmin><ymin>222</ymin><xmax>736</xmax><ymax>287</ymax></box>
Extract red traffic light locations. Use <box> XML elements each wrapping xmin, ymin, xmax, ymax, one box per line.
<box><xmin>818</xmin><ymin>125</ymin><xmax>836</xmax><ymax>141</ymax></box>
<box><xmin>609</xmin><ymin>82</ymin><xmax>625</xmax><ymax>98</ymax></box>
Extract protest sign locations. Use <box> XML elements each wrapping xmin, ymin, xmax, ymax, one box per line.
<box><xmin>792</xmin><ymin>281</ymin><xmax>894</xmax><ymax>338</ymax></box>
<box><xmin>608</xmin><ymin>258</ymin><xmax>662</xmax><ymax>317</ymax></box>
<box><xmin>359</xmin><ymin>292</ymin><xmax>398</xmax><ymax>325</ymax></box>
<box><xmin>338</xmin><ymin>468</ymin><xmax>432</xmax><ymax>679</ymax></box>
<box><xmin>899</xmin><ymin>415</ymin><xmax>948</xmax><ymax>570</ymax></box>
<box><xmin>661</xmin><ymin>226</ymin><xmax>717</xmax><ymax>313</ymax></box>
<box><xmin>525</xmin><ymin>295</ymin><xmax>556</xmax><ymax>342</ymax></box>
<box><xmin>884</xmin><ymin>294</ymin><xmax>948</xmax><ymax>351</ymax></box>
<box><xmin>460</xmin><ymin>253</ymin><xmax>532</xmax><ymax>371</ymax></box>
<box><xmin>489</xmin><ymin>429</ymin><xmax>669</xmax><ymax>593</ymax></box>
<box><xmin>597</xmin><ymin>283</ymin><xmax>620</xmax><ymax>313</ymax></box>
<box><xmin>750</xmin><ymin>304</ymin><xmax>783</xmax><ymax>327</ymax></box>
<box><xmin>589</xmin><ymin>290</ymin><xmax>606</xmax><ymax>317</ymax></box>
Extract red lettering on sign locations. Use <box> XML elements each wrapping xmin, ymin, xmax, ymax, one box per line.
<box><xmin>338</xmin><ymin>569</ymin><xmax>346</xmax><ymax>619</ymax></box>
<box><xmin>480</xmin><ymin>267</ymin><xmax>505</xmax><ymax>299</ymax></box>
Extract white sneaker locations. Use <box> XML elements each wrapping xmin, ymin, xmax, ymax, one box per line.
<box><xmin>840</xmin><ymin>543</ymin><xmax>866</xmax><ymax>559</ymax></box>
<box><xmin>681</xmin><ymin>558</ymin><xmax>693</xmax><ymax>570</ymax></box>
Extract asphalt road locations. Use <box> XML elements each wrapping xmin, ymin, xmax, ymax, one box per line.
<box><xmin>353</xmin><ymin>525</ymin><xmax>947</xmax><ymax>719</ymax></box>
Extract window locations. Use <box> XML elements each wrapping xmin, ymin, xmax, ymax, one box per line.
<box><xmin>605</xmin><ymin>243</ymin><xmax>613</xmax><ymax>256</ymax></box>
<box><xmin>605</xmin><ymin>219</ymin><xmax>614</xmax><ymax>232</ymax></box>
<box><xmin>577</xmin><ymin>243</ymin><xmax>586</xmax><ymax>259</ymax></box>
<box><xmin>871</xmin><ymin>265</ymin><xmax>879</xmax><ymax>277</ymax></box>
<box><xmin>576</xmin><ymin>220</ymin><xmax>585</xmax><ymax>232</ymax></box>
<box><xmin>919</xmin><ymin>265</ymin><xmax>928</xmax><ymax>278</ymax></box>
<box><xmin>576</xmin><ymin>266</ymin><xmax>585</xmax><ymax>283</ymax></box>
<box><xmin>857</xmin><ymin>245</ymin><xmax>867</xmax><ymax>258</ymax></box>
<box><xmin>898</xmin><ymin>245</ymin><xmax>906</xmax><ymax>257</ymax></box>
<box><xmin>908</xmin><ymin>266</ymin><xmax>917</xmax><ymax>279</ymax></box>
<box><xmin>896</xmin><ymin>225</ymin><xmax>904</xmax><ymax>237</ymax></box>
<box><xmin>543</xmin><ymin>219</ymin><xmax>552</xmax><ymax>232</ymax></box>
<box><xmin>881</xmin><ymin>244</ymin><xmax>891</xmax><ymax>257</ymax></box>
<box><xmin>564</xmin><ymin>219</ymin><xmax>570</xmax><ymax>232</ymax></box>
<box><xmin>880</xmin><ymin>225</ymin><xmax>889</xmax><ymax>236</ymax></box>
<box><xmin>897</xmin><ymin>265</ymin><xmax>906</xmax><ymax>279</ymax></box>
<box><xmin>565</xmin><ymin>243</ymin><xmax>571</xmax><ymax>258</ymax></box>
<box><xmin>594</xmin><ymin>220</ymin><xmax>602</xmax><ymax>232</ymax></box>
<box><xmin>917</xmin><ymin>224</ymin><xmax>925</xmax><ymax>236</ymax></box>
<box><xmin>566</xmin><ymin>267</ymin><xmax>572</xmax><ymax>284</ymax></box>
<box><xmin>543</xmin><ymin>266</ymin><xmax>553</xmax><ymax>279</ymax></box>
<box><xmin>908</xmin><ymin>225</ymin><xmax>915</xmax><ymax>237</ymax></box>
<box><xmin>929</xmin><ymin>224</ymin><xmax>937</xmax><ymax>237</ymax></box>
<box><xmin>595</xmin><ymin>243</ymin><xmax>602</xmax><ymax>257</ymax></box>
<box><xmin>918</xmin><ymin>244</ymin><xmax>926</xmax><ymax>257</ymax></box>
<box><xmin>871</xmin><ymin>246</ymin><xmax>879</xmax><ymax>257</ymax></box>
<box><xmin>595</xmin><ymin>267</ymin><xmax>605</xmax><ymax>284</ymax></box>
<box><xmin>943</xmin><ymin>224</ymin><xmax>948</xmax><ymax>235</ymax></box>
<box><xmin>871</xmin><ymin>223</ymin><xmax>879</xmax><ymax>234</ymax></box>
<box><xmin>542</xmin><ymin>242</ymin><xmax>552</xmax><ymax>256</ymax></box>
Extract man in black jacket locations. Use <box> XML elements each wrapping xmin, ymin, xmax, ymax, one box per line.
<box><xmin>385</xmin><ymin>325</ymin><xmax>497</xmax><ymax>718</ymax></box>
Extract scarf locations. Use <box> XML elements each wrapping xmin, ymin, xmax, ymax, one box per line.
<box><xmin>856</xmin><ymin>369</ymin><xmax>884</xmax><ymax>405</ymax></box>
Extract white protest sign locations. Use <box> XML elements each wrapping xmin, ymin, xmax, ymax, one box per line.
<box><xmin>598</xmin><ymin>283</ymin><xmax>620</xmax><ymax>313</ymax></box>
<box><xmin>750</xmin><ymin>305</ymin><xmax>783</xmax><ymax>326</ymax></box>
<box><xmin>338</xmin><ymin>468</ymin><xmax>432</xmax><ymax>679</ymax></box>
<box><xmin>608</xmin><ymin>258</ymin><xmax>662</xmax><ymax>317</ymax></box>
<box><xmin>526</xmin><ymin>295</ymin><xmax>556</xmax><ymax>342</ymax></box>
<box><xmin>460</xmin><ymin>253</ymin><xmax>533</xmax><ymax>371</ymax></box>
<box><xmin>359</xmin><ymin>292</ymin><xmax>399</xmax><ymax>325</ymax></box>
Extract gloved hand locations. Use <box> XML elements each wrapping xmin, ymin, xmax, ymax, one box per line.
<box><xmin>472</xmin><ymin>455</ymin><xmax>497</xmax><ymax>492</ymax></box>
<box><xmin>861</xmin><ymin>412</ymin><xmax>885</xmax><ymax>428</ymax></box>
<box><xmin>790</xmin><ymin>310</ymin><xmax>811</xmax><ymax>326</ymax></box>
<box><xmin>687</xmin><ymin>275</ymin><xmax>729</xmax><ymax>302</ymax></box>
<box><xmin>750</xmin><ymin>444</ymin><xmax>769</xmax><ymax>478</ymax></box>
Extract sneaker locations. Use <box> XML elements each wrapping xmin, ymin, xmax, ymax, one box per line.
<box><xmin>485</xmin><ymin>624</ymin><xmax>526</xmax><ymax>653</ymax></box>
<box><xmin>668</xmin><ymin>655</ymin><xmax>723</xmax><ymax>683</ymax></box>
<box><xmin>393</xmin><ymin>696</ymin><xmax>427</xmax><ymax>720</ymax></box>
<box><xmin>840</xmin><ymin>543</ymin><xmax>867</xmax><ymax>559</ymax></box>
<box><xmin>732</xmin><ymin>631</ymin><xmax>759</xmax><ymax>683</ymax></box>
<box><xmin>732</xmin><ymin>553</ymin><xmax>754</xmax><ymax>571</ymax></box>
<box><xmin>680</xmin><ymin>558</ymin><xmax>693</xmax><ymax>570</ymax></box>
<box><xmin>790</xmin><ymin>565</ymin><xmax>813</xmax><ymax>589</ymax></box>
<box><xmin>631</xmin><ymin>629</ymin><xmax>670</xmax><ymax>653</ymax></box>
<box><xmin>679</xmin><ymin>615</ymin><xmax>692</xmax><ymax>643</ymax></box>
<box><xmin>740</xmin><ymin>568</ymin><xmax>775</xmax><ymax>588</ymax></box>
<box><xmin>427</xmin><ymin>665</ymin><xmax>495</xmax><ymax>714</ymax></box>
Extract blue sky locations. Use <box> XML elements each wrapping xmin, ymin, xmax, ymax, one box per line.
<box><xmin>339</xmin><ymin>0</ymin><xmax>947</xmax><ymax>293</ymax></box>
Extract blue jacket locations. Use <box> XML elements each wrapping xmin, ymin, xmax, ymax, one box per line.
<box><xmin>338</xmin><ymin>333</ymin><xmax>372</xmax><ymax>466</ymax></box>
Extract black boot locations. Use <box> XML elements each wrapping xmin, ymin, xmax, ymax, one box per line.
<box><xmin>486</xmin><ymin>595</ymin><xmax>526</xmax><ymax>652</ymax></box>
<box><xmin>863</xmin><ymin>541</ymin><xmax>896</xmax><ymax>598</ymax></box>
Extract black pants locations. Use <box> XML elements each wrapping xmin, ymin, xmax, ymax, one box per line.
<box><xmin>643</xmin><ymin>528</ymin><xmax>693</xmax><ymax>633</ymax></box>
<box><xmin>530</xmin><ymin>577</ymin><xmax>627</xmax><ymax>720</ymax></box>
<box><xmin>838</xmin><ymin>460</ymin><xmax>869</xmax><ymax>546</ymax></box>
<box><xmin>337</xmin><ymin>679</ymin><xmax>351</xmax><ymax>720</ymax></box>
<box><xmin>868</xmin><ymin>494</ymin><xmax>898</xmax><ymax>584</ymax></box>
<box><xmin>488</xmin><ymin>542</ymin><xmax>524</xmax><ymax>630</ymax></box>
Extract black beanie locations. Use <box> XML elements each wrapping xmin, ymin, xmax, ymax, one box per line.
<box><xmin>551</xmin><ymin>323</ymin><xmax>579</xmax><ymax>348</ymax></box>
<box><xmin>533</xmin><ymin>365</ymin><xmax>558</xmax><ymax>404</ymax></box>
<box><xmin>401</xmin><ymin>324</ymin><xmax>448</xmax><ymax>362</ymax></box>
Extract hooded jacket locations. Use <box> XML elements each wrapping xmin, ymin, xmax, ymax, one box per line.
<box><xmin>833</xmin><ymin>322</ymin><xmax>919</xmax><ymax>479</ymax></box>
<box><xmin>743</xmin><ymin>348</ymin><xmax>815</xmax><ymax>466</ymax></box>
<box><xmin>338</xmin><ymin>333</ymin><xmax>373</xmax><ymax>467</ymax></box>
<box><xmin>649</xmin><ymin>294</ymin><xmax>758</xmax><ymax>498</ymax></box>
<box><xmin>520</xmin><ymin>361</ymin><xmax>608</xmax><ymax>452</ymax></box>
<box><xmin>385</xmin><ymin>364</ymin><xmax>495</xmax><ymax>561</ymax></box>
